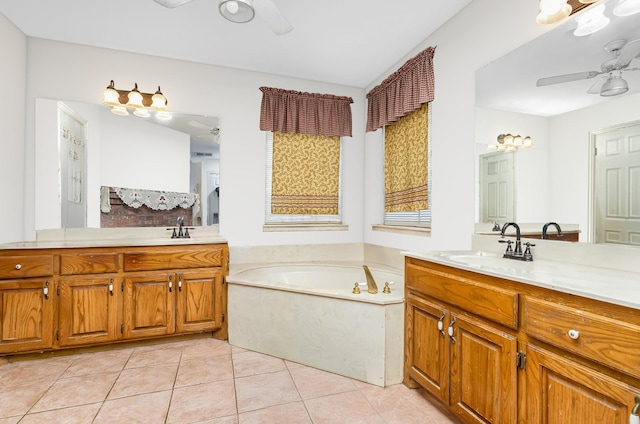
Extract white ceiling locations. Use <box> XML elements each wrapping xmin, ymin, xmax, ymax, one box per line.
<box><xmin>0</xmin><ymin>0</ymin><xmax>472</xmax><ymax>88</ymax></box>
<box><xmin>476</xmin><ymin>1</ymin><xmax>640</xmax><ymax>117</ymax></box>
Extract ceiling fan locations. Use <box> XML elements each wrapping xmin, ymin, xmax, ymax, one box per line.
<box><xmin>537</xmin><ymin>39</ymin><xmax>640</xmax><ymax>96</ymax></box>
<box><xmin>153</xmin><ymin>0</ymin><xmax>293</xmax><ymax>35</ymax></box>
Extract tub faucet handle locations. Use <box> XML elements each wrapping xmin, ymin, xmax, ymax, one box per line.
<box><xmin>352</xmin><ymin>282</ymin><xmax>361</xmax><ymax>294</ymax></box>
<box><xmin>383</xmin><ymin>282</ymin><xmax>391</xmax><ymax>294</ymax></box>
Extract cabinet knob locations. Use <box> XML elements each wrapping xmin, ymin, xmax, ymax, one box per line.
<box><xmin>567</xmin><ymin>329</ymin><xmax>580</xmax><ymax>340</ymax></box>
<box><xmin>15</xmin><ymin>263</ymin><xmax>22</xmax><ymax>270</ymax></box>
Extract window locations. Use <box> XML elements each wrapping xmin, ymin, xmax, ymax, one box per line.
<box><xmin>383</xmin><ymin>102</ymin><xmax>432</xmax><ymax>228</ymax></box>
<box><xmin>265</xmin><ymin>131</ymin><xmax>343</xmax><ymax>224</ymax></box>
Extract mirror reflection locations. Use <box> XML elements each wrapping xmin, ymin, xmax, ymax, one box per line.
<box><xmin>34</xmin><ymin>99</ymin><xmax>220</xmax><ymax>231</ymax></box>
<box><xmin>475</xmin><ymin>0</ymin><xmax>640</xmax><ymax>245</ymax></box>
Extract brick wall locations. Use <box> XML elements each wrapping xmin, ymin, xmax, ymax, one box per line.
<box><xmin>101</xmin><ymin>188</ymin><xmax>193</xmax><ymax>228</ymax></box>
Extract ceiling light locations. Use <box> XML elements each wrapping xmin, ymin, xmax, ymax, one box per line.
<box><xmin>600</xmin><ymin>73</ymin><xmax>629</xmax><ymax>96</ymax></box>
<box><xmin>537</xmin><ymin>0</ymin><xmax>572</xmax><ymax>24</ymax></box>
<box><xmin>574</xmin><ymin>4</ymin><xmax>610</xmax><ymax>36</ymax></box>
<box><xmin>219</xmin><ymin>0</ymin><xmax>255</xmax><ymax>23</ymax></box>
<box><xmin>101</xmin><ymin>81</ymin><xmax>170</xmax><ymax>118</ymax></box>
<box><xmin>614</xmin><ymin>0</ymin><xmax>640</xmax><ymax>15</ymax></box>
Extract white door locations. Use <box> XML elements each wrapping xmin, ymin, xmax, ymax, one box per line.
<box><xmin>59</xmin><ymin>104</ymin><xmax>87</xmax><ymax>228</ymax></box>
<box><xmin>207</xmin><ymin>172</ymin><xmax>220</xmax><ymax>225</ymax></box>
<box><xmin>479</xmin><ymin>152</ymin><xmax>515</xmax><ymax>225</ymax></box>
<box><xmin>594</xmin><ymin>122</ymin><xmax>640</xmax><ymax>245</ymax></box>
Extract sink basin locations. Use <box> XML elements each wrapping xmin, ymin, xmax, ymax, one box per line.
<box><xmin>434</xmin><ymin>251</ymin><xmax>530</xmax><ymax>272</ymax></box>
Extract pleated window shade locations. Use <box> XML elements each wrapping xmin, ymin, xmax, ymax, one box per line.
<box><xmin>267</xmin><ymin>131</ymin><xmax>341</xmax><ymax>218</ymax></box>
<box><xmin>384</xmin><ymin>102</ymin><xmax>431</xmax><ymax>226</ymax></box>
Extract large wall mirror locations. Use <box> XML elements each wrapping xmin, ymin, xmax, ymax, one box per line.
<box><xmin>35</xmin><ymin>99</ymin><xmax>220</xmax><ymax>231</ymax></box>
<box><xmin>475</xmin><ymin>0</ymin><xmax>640</xmax><ymax>245</ymax></box>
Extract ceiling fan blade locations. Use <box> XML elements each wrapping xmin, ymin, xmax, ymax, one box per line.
<box><xmin>188</xmin><ymin>120</ymin><xmax>214</xmax><ymax>131</ymax></box>
<box><xmin>614</xmin><ymin>39</ymin><xmax>640</xmax><ymax>69</ymax></box>
<box><xmin>536</xmin><ymin>71</ymin><xmax>601</xmax><ymax>87</ymax></box>
<box><xmin>254</xmin><ymin>0</ymin><xmax>294</xmax><ymax>35</ymax></box>
<box><xmin>587</xmin><ymin>77</ymin><xmax>606</xmax><ymax>94</ymax></box>
<box><xmin>153</xmin><ymin>0</ymin><xmax>194</xmax><ymax>8</ymax></box>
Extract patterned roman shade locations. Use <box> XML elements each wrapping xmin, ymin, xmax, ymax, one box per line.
<box><xmin>259</xmin><ymin>87</ymin><xmax>354</xmax><ymax>137</ymax></box>
<box><xmin>366</xmin><ymin>46</ymin><xmax>435</xmax><ymax>132</ymax></box>
<box><xmin>271</xmin><ymin>132</ymin><xmax>340</xmax><ymax>215</ymax></box>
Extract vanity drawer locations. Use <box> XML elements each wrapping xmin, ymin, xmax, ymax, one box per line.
<box><xmin>524</xmin><ymin>296</ymin><xmax>640</xmax><ymax>377</ymax></box>
<box><xmin>0</xmin><ymin>255</ymin><xmax>54</xmax><ymax>279</ymax></box>
<box><xmin>123</xmin><ymin>246</ymin><xmax>224</xmax><ymax>272</ymax></box>
<box><xmin>60</xmin><ymin>253</ymin><xmax>119</xmax><ymax>275</ymax></box>
<box><xmin>405</xmin><ymin>261</ymin><xmax>519</xmax><ymax>329</ymax></box>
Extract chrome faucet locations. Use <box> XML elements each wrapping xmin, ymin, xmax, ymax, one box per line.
<box><xmin>500</xmin><ymin>222</ymin><xmax>534</xmax><ymax>261</ymax></box>
<box><xmin>362</xmin><ymin>265</ymin><xmax>378</xmax><ymax>294</ymax></box>
<box><xmin>542</xmin><ymin>222</ymin><xmax>563</xmax><ymax>239</ymax></box>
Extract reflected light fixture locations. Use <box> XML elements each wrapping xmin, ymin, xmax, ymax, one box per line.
<box><xmin>488</xmin><ymin>134</ymin><xmax>533</xmax><ymax>152</ymax></box>
<box><xmin>614</xmin><ymin>0</ymin><xmax>640</xmax><ymax>16</ymax></box>
<box><xmin>102</xmin><ymin>81</ymin><xmax>170</xmax><ymax>120</ymax></box>
<box><xmin>219</xmin><ymin>0</ymin><xmax>255</xmax><ymax>23</ymax></box>
<box><xmin>600</xmin><ymin>72</ymin><xmax>629</xmax><ymax>96</ymax></box>
<box><xmin>536</xmin><ymin>0</ymin><xmax>572</xmax><ymax>24</ymax></box>
<box><xmin>573</xmin><ymin>4</ymin><xmax>610</xmax><ymax>36</ymax></box>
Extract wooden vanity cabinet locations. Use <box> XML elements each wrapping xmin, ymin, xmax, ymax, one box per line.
<box><xmin>404</xmin><ymin>256</ymin><xmax>640</xmax><ymax>424</ymax></box>
<box><xmin>0</xmin><ymin>242</ymin><xmax>228</xmax><ymax>355</ymax></box>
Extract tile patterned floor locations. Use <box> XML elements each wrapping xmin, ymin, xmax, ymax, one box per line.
<box><xmin>0</xmin><ymin>337</ymin><xmax>460</xmax><ymax>423</ymax></box>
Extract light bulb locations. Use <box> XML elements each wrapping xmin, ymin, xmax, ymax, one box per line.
<box><xmin>540</xmin><ymin>0</ymin><xmax>565</xmax><ymax>15</ymax></box>
<box><xmin>226</xmin><ymin>1</ymin><xmax>239</xmax><ymax>14</ymax></box>
<box><xmin>111</xmin><ymin>105</ymin><xmax>129</xmax><ymax>116</ymax></box>
<box><xmin>133</xmin><ymin>108</ymin><xmax>150</xmax><ymax>118</ymax></box>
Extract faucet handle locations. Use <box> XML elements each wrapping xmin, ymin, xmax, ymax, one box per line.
<box><xmin>499</xmin><ymin>239</ymin><xmax>513</xmax><ymax>254</ymax></box>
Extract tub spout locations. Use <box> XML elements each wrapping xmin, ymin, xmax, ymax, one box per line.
<box><xmin>362</xmin><ymin>265</ymin><xmax>378</xmax><ymax>294</ymax></box>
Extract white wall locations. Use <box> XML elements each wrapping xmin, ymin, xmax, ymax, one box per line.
<box><xmin>0</xmin><ymin>13</ymin><xmax>27</xmax><ymax>243</ymax></box>
<box><xmin>363</xmin><ymin>0</ymin><xmax>549</xmax><ymax>252</ymax></box>
<box><xmin>21</xmin><ymin>38</ymin><xmax>365</xmax><ymax>246</ymax></box>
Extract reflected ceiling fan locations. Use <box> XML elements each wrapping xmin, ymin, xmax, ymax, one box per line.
<box><xmin>188</xmin><ymin>120</ymin><xmax>220</xmax><ymax>143</ymax></box>
<box><xmin>153</xmin><ymin>0</ymin><xmax>293</xmax><ymax>35</ymax></box>
<box><xmin>537</xmin><ymin>39</ymin><xmax>640</xmax><ymax>96</ymax></box>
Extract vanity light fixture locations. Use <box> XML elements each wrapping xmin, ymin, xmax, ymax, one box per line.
<box><xmin>102</xmin><ymin>81</ymin><xmax>171</xmax><ymax>120</ymax></box>
<box><xmin>219</xmin><ymin>0</ymin><xmax>255</xmax><ymax>23</ymax></box>
<box><xmin>573</xmin><ymin>4</ymin><xmax>610</xmax><ymax>36</ymax></box>
<box><xmin>536</xmin><ymin>0</ymin><xmax>572</xmax><ymax>24</ymax></box>
<box><xmin>488</xmin><ymin>134</ymin><xmax>533</xmax><ymax>152</ymax></box>
<box><xmin>614</xmin><ymin>0</ymin><xmax>640</xmax><ymax>16</ymax></box>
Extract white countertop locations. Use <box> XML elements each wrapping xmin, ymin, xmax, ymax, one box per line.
<box><xmin>404</xmin><ymin>250</ymin><xmax>640</xmax><ymax>311</ymax></box>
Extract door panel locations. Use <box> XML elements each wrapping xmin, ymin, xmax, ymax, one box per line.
<box><xmin>123</xmin><ymin>273</ymin><xmax>175</xmax><ymax>339</ymax></box>
<box><xmin>175</xmin><ymin>270</ymin><xmax>222</xmax><ymax>333</ymax></box>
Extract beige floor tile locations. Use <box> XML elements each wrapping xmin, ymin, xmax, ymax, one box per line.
<box><xmin>18</xmin><ymin>403</ymin><xmax>102</xmax><ymax>424</ymax></box>
<box><xmin>30</xmin><ymin>371</ymin><xmax>119</xmax><ymax>413</ymax></box>
<box><xmin>0</xmin><ymin>356</ymin><xmax>74</xmax><ymax>387</ymax></box>
<box><xmin>180</xmin><ymin>337</ymin><xmax>233</xmax><ymax>361</ymax></box>
<box><xmin>284</xmin><ymin>360</ymin><xmax>306</xmax><ymax>370</ymax></box>
<box><xmin>230</xmin><ymin>345</ymin><xmax>248</xmax><ymax>354</ymax></box>
<box><xmin>108</xmin><ymin>362</ymin><xmax>179</xmax><ymax>399</ymax></box>
<box><xmin>235</xmin><ymin>370</ymin><xmax>301</xmax><ymax>413</ymax></box>
<box><xmin>94</xmin><ymin>390</ymin><xmax>172</xmax><ymax>424</ymax></box>
<box><xmin>304</xmin><ymin>391</ymin><xmax>385</xmax><ymax>424</ymax></box>
<box><xmin>126</xmin><ymin>345</ymin><xmax>183</xmax><ymax>369</ymax></box>
<box><xmin>175</xmin><ymin>355</ymin><xmax>234</xmax><ymax>388</ymax></box>
<box><xmin>289</xmin><ymin>365</ymin><xmax>358</xmax><ymax>400</ymax></box>
<box><xmin>190</xmin><ymin>416</ymin><xmax>239</xmax><ymax>424</ymax></box>
<box><xmin>62</xmin><ymin>348</ymin><xmax>133</xmax><ymax>378</ymax></box>
<box><xmin>232</xmin><ymin>350</ymin><xmax>286</xmax><ymax>378</ymax></box>
<box><xmin>167</xmin><ymin>380</ymin><xmax>237</xmax><ymax>423</ymax></box>
<box><xmin>0</xmin><ymin>380</ymin><xmax>51</xmax><ymax>417</ymax></box>
<box><xmin>0</xmin><ymin>417</ymin><xmax>21</xmax><ymax>424</ymax></box>
<box><xmin>238</xmin><ymin>401</ymin><xmax>312</xmax><ymax>424</ymax></box>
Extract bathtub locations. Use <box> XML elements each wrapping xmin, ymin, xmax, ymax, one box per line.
<box><xmin>227</xmin><ymin>263</ymin><xmax>404</xmax><ymax>387</ymax></box>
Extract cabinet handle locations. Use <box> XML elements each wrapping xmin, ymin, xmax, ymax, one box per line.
<box><xmin>15</xmin><ymin>263</ymin><xmax>22</xmax><ymax>270</ymax></box>
<box><xmin>109</xmin><ymin>278</ymin><xmax>114</xmax><ymax>296</ymax></box>
<box><xmin>567</xmin><ymin>329</ymin><xmax>580</xmax><ymax>340</ymax></box>
<box><xmin>448</xmin><ymin>316</ymin><xmax>456</xmax><ymax>344</ymax></box>
<box><xmin>631</xmin><ymin>395</ymin><xmax>640</xmax><ymax>424</ymax></box>
<box><xmin>178</xmin><ymin>274</ymin><xmax>182</xmax><ymax>292</ymax></box>
<box><xmin>438</xmin><ymin>313</ymin><xmax>446</xmax><ymax>337</ymax></box>
<box><xmin>168</xmin><ymin>275</ymin><xmax>173</xmax><ymax>293</ymax></box>
<box><xmin>43</xmin><ymin>281</ymin><xmax>49</xmax><ymax>300</ymax></box>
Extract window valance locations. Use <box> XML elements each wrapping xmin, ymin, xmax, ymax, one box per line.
<box><xmin>259</xmin><ymin>87</ymin><xmax>354</xmax><ymax>137</ymax></box>
<box><xmin>366</xmin><ymin>46</ymin><xmax>436</xmax><ymax>132</ymax></box>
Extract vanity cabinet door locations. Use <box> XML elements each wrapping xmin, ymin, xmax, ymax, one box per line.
<box><xmin>0</xmin><ymin>279</ymin><xmax>54</xmax><ymax>353</ymax></box>
<box><xmin>122</xmin><ymin>273</ymin><xmax>175</xmax><ymax>339</ymax></box>
<box><xmin>175</xmin><ymin>270</ymin><xmax>224</xmax><ymax>334</ymax></box>
<box><xmin>449</xmin><ymin>312</ymin><xmax>518</xmax><ymax>424</ymax></box>
<box><xmin>525</xmin><ymin>343</ymin><xmax>640</xmax><ymax>424</ymax></box>
<box><xmin>57</xmin><ymin>276</ymin><xmax>120</xmax><ymax>347</ymax></box>
<box><xmin>404</xmin><ymin>291</ymin><xmax>450</xmax><ymax>403</ymax></box>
